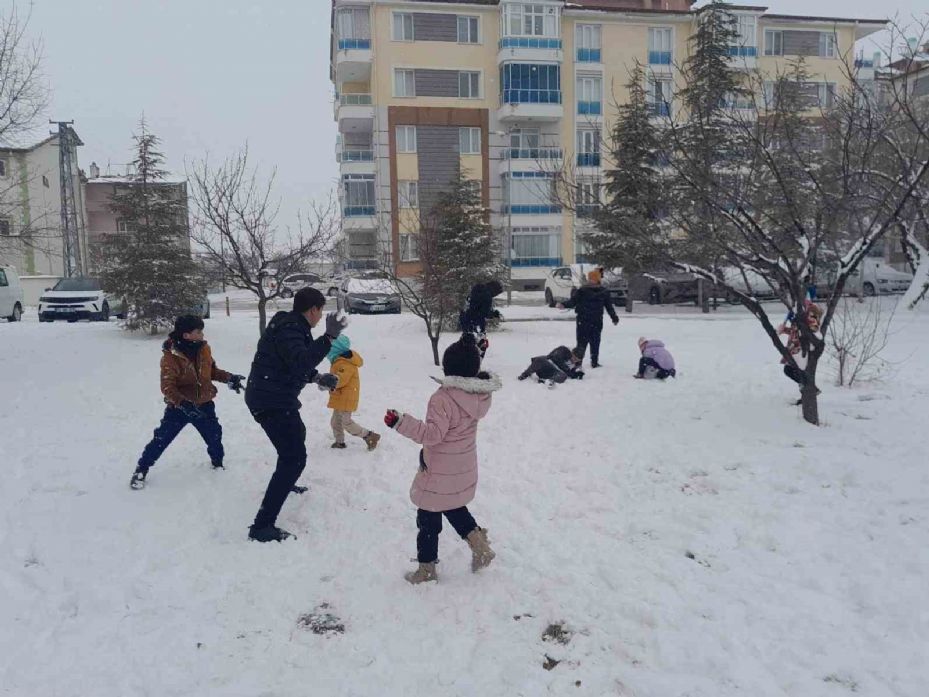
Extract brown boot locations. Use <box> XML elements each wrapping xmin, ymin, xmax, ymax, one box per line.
<box><xmin>363</xmin><ymin>431</ymin><xmax>381</xmax><ymax>451</ymax></box>
<box><xmin>466</xmin><ymin>528</ymin><xmax>496</xmax><ymax>572</ymax></box>
<box><xmin>404</xmin><ymin>562</ymin><xmax>437</xmax><ymax>584</ymax></box>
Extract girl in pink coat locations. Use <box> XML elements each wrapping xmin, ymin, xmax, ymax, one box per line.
<box><xmin>384</xmin><ymin>333</ymin><xmax>502</xmax><ymax>584</ymax></box>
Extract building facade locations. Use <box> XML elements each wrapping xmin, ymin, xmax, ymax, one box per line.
<box><xmin>330</xmin><ymin>0</ymin><xmax>885</xmax><ymax>287</ymax></box>
<box><xmin>0</xmin><ymin>132</ymin><xmax>89</xmax><ymax>278</ymax></box>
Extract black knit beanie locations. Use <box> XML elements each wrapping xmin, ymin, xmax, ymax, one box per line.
<box><xmin>170</xmin><ymin>315</ymin><xmax>204</xmax><ymax>341</ymax></box>
<box><xmin>442</xmin><ymin>333</ymin><xmax>481</xmax><ymax>378</ymax></box>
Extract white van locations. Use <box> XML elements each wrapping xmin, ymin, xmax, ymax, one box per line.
<box><xmin>0</xmin><ymin>264</ymin><xmax>25</xmax><ymax>322</ymax></box>
<box><xmin>828</xmin><ymin>258</ymin><xmax>913</xmax><ymax>297</ymax></box>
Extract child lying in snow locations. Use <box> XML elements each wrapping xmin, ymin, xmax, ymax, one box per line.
<box><xmin>517</xmin><ymin>346</ymin><xmax>584</xmax><ymax>386</ymax></box>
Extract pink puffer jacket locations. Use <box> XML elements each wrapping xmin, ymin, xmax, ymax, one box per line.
<box><xmin>395</xmin><ymin>373</ymin><xmax>502</xmax><ymax>512</ymax></box>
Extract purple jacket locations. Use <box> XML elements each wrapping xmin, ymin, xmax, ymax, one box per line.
<box><xmin>395</xmin><ymin>373</ymin><xmax>502</xmax><ymax>512</ymax></box>
<box><xmin>643</xmin><ymin>340</ymin><xmax>675</xmax><ymax>371</ymax></box>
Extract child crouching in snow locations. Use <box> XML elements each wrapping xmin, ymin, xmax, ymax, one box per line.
<box><xmin>634</xmin><ymin>337</ymin><xmax>676</xmax><ymax>380</ymax></box>
<box><xmin>327</xmin><ymin>334</ymin><xmax>380</xmax><ymax>451</ymax></box>
<box><xmin>384</xmin><ymin>333</ymin><xmax>501</xmax><ymax>584</ymax></box>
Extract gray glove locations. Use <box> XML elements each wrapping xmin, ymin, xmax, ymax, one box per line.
<box><xmin>313</xmin><ymin>373</ymin><xmax>339</xmax><ymax>391</ymax></box>
<box><xmin>325</xmin><ymin>312</ymin><xmax>348</xmax><ymax>340</ymax></box>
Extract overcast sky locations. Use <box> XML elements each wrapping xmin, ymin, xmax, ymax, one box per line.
<box><xmin>22</xmin><ymin>0</ymin><xmax>928</xmax><ymax>224</ymax></box>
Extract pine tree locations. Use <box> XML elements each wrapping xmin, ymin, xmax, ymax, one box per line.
<box><xmin>585</xmin><ymin>63</ymin><xmax>667</xmax><ymax>278</ymax></box>
<box><xmin>99</xmin><ymin>121</ymin><xmax>203</xmax><ymax>334</ymax></box>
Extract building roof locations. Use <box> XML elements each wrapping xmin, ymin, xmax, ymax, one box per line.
<box><xmin>0</xmin><ymin>132</ymin><xmax>78</xmax><ymax>154</ymax></box>
<box><xmin>85</xmin><ymin>175</ymin><xmax>187</xmax><ymax>186</ymax></box>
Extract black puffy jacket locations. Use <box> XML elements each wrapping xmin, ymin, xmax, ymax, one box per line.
<box><xmin>564</xmin><ymin>284</ymin><xmax>618</xmax><ymax>326</ymax></box>
<box><xmin>244</xmin><ymin>311</ymin><xmax>332</xmax><ymax>413</ymax></box>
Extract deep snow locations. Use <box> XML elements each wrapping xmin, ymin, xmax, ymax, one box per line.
<box><xmin>1</xmin><ymin>301</ymin><xmax>927</xmax><ymax>696</ymax></box>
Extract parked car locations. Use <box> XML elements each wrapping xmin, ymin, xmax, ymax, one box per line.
<box><xmin>718</xmin><ymin>267</ymin><xmax>778</xmax><ymax>303</ymax></box>
<box><xmin>38</xmin><ymin>277</ymin><xmax>114</xmax><ymax>322</ymax></box>
<box><xmin>279</xmin><ymin>273</ymin><xmax>324</xmax><ymax>299</ymax></box>
<box><xmin>544</xmin><ymin>264</ymin><xmax>627</xmax><ymax>307</ymax></box>
<box><xmin>822</xmin><ymin>257</ymin><xmax>913</xmax><ymax>297</ymax></box>
<box><xmin>336</xmin><ymin>277</ymin><xmax>401</xmax><ymax>314</ymax></box>
<box><xmin>0</xmin><ymin>264</ymin><xmax>24</xmax><ymax>322</ymax></box>
<box><xmin>627</xmin><ymin>270</ymin><xmax>701</xmax><ymax>305</ymax></box>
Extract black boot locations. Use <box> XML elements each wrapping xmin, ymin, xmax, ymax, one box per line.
<box><xmin>129</xmin><ymin>467</ymin><xmax>147</xmax><ymax>490</ymax></box>
<box><xmin>291</xmin><ymin>485</ymin><xmax>308</xmax><ymax>494</ymax></box>
<box><xmin>248</xmin><ymin>525</ymin><xmax>295</xmax><ymax>542</ymax></box>
<box><xmin>591</xmin><ymin>360</ymin><xmax>601</xmax><ymax>368</ymax></box>
<box><xmin>211</xmin><ymin>460</ymin><xmax>224</xmax><ymax>470</ymax></box>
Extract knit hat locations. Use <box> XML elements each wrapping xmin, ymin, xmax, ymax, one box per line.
<box><xmin>327</xmin><ymin>334</ymin><xmax>351</xmax><ymax>362</ymax></box>
<box><xmin>442</xmin><ymin>333</ymin><xmax>482</xmax><ymax>378</ymax></box>
<box><xmin>170</xmin><ymin>315</ymin><xmax>204</xmax><ymax>341</ymax></box>
<box><xmin>638</xmin><ymin>336</ymin><xmax>648</xmax><ymax>350</ymax></box>
<box><xmin>587</xmin><ymin>269</ymin><xmax>602</xmax><ymax>284</ymax></box>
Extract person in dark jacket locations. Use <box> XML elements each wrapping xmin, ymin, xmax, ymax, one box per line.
<box><xmin>517</xmin><ymin>346</ymin><xmax>584</xmax><ymax>385</ymax></box>
<box><xmin>559</xmin><ymin>269</ymin><xmax>619</xmax><ymax>368</ymax></box>
<box><xmin>130</xmin><ymin>315</ymin><xmax>245</xmax><ymax>490</ymax></box>
<box><xmin>244</xmin><ymin>287</ymin><xmax>345</xmax><ymax>542</ymax></box>
<box><xmin>460</xmin><ymin>280</ymin><xmax>504</xmax><ymax>336</ymax></box>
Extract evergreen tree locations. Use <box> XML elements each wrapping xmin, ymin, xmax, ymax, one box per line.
<box><xmin>585</xmin><ymin>63</ymin><xmax>667</xmax><ymax>278</ymax></box>
<box><xmin>99</xmin><ymin>121</ymin><xmax>203</xmax><ymax>334</ymax></box>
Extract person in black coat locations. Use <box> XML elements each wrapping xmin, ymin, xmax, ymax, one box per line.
<box><xmin>460</xmin><ymin>280</ymin><xmax>504</xmax><ymax>336</ymax></box>
<box><xmin>244</xmin><ymin>287</ymin><xmax>346</xmax><ymax>542</ymax></box>
<box><xmin>559</xmin><ymin>269</ymin><xmax>619</xmax><ymax>368</ymax></box>
<box><xmin>517</xmin><ymin>345</ymin><xmax>585</xmax><ymax>385</ymax></box>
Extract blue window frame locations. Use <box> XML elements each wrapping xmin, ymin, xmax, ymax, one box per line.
<box><xmin>648</xmin><ymin>50</ymin><xmax>672</xmax><ymax>65</ymax></box>
<box><xmin>499</xmin><ymin>37</ymin><xmax>562</xmax><ymax>50</ymax></box>
<box><xmin>500</xmin><ymin>63</ymin><xmax>562</xmax><ymax>104</ymax></box>
<box><xmin>577</xmin><ymin>101</ymin><xmax>601</xmax><ymax>116</ymax></box>
<box><xmin>576</xmin><ymin>48</ymin><xmax>601</xmax><ymax>62</ymax></box>
<box><xmin>727</xmin><ymin>45</ymin><xmax>757</xmax><ymax>58</ymax></box>
<box><xmin>338</xmin><ymin>38</ymin><xmax>371</xmax><ymax>50</ymax></box>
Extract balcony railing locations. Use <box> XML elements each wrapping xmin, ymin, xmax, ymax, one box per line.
<box><xmin>576</xmin><ymin>48</ymin><xmax>601</xmax><ymax>63</ymax></box>
<box><xmin>648</xmin><ymin>50</ymin><xmax>672</xmax><ymax>65</ymax></box>
<box><xmin>339</xmin><ymin>93</ymin><xmax>372</xmax><ymax>105</ymax></box>
<box><xmin>340</xmin><ymin>149</ymin><xmax>374</xmax><ymax>162</ymax></box>
<box><xmin>343</xmin><ymin>206</ymin><xmax>376</xmax><ymax>217</ymax></box>
<box><xmin>512</xmin><ymin>256</ymin><xmax>562</xmax><ymax>267</ymax></box>
<box><xmin>577</xmin><ymin>101</ymin><xmax>602</xmax><ymax>116</ymax></box>
<box><xmin>503</xmin><ymin>148</ymin><xmax>563</xmax><ymax>160</ymax></box>
<box><xmin>576</xmin><ymin>153</ymin><xmax>600</xmax><ymax>167</ymax></box>
<box><xmin>338</xmin><ymin>38</ymin><xmax>371</xmax><ymax>50</ymax></box>
<box><xmin>499</xmin><ymin>37</ymin><xmax>562</xmax><ymax>50</ymax></box>
<box><xmin>503</xmin><ymin>204</ymin><xmax>562</xmax><ymax>214</ymax></box>
<box><xmin>728</xmin><ymin>46</ymin><xmax>758</xmax><ymax>58</ymax></box>
<box><xmin>501</xmin><ymin>89</ymin><xmax>562</xmax><ymax>105</ymax></box>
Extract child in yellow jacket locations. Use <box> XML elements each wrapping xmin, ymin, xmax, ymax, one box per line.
<box><xmin>327</xmin><ymin>335</ymin><xmax>380</xmax><ymax>451</ymax></box>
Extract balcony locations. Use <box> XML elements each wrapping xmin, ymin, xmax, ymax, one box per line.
<box><xmin>334</xmin><ymin>93</ymin><xmax>374</xmax><ymax>133</ymax></box>
<box><xmin>576</xmin><ymin>48</ymin><xmax>601</xmax><ymax>63</ymax></box>
<box><xmin>498</xmin><ymin>36</ymin><xmax>563</xmax><ymax>64</ymax></box>
<box><xmin>499</xmin><ymin>89</ymin><xmax>563</xmax><ymax>122</ymax></box>
<box><xmin>342</xmin><ymin>207</ymin><xmax>377</xmax><ymax>232</ymax></box>
<box><xmin>727</xmin><ymin>45</ymin><xmax>758</xmax><ymax>69</ymax></box>
<box><xmin>503</xmin><ymin>147</ymin><xmax>563</xmax><ymax>161</ymax></box>
<box><xmin>338</xmin><ymin>147</ymin><xmax>375</xmax><ymax>174</ymax></box>
<box><xmin>512</xmin><ymin>256</ymin><xmax>562</xmax><ymax>267</ymax></box>
<box><xmin>334</xmin><ymin>35</ymin><xmax>372</xmax><ymax>83</ymax></box>
<box><xmin>504</xmin><ymin>204</ymin><xmax>561</xmax><ymax>215</ymax></box>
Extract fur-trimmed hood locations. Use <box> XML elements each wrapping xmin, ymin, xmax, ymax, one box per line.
<box><xmin>430</xmin><ymin>372</ymin><xmax>501</xmax><ymax>419</ymax></box>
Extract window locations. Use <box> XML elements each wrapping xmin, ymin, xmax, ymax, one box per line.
<box><xmin>342</xmin><ymin>174</ymin><xmax>375</xmax><ymax>215</ymax></box>
<box><xmin>764</xmin><ymin>29</ymin><xmax>783</xmax><ymax>56</ymax></box>
<box><xmin>116</xmin><ymin>219</ymin><xmax>134</xmax><ymax>233</ymax></box>
<box><xmin>576</xmin><ymin>24</ymin><xmax>601</xmax><ymax>62</ymax></box>
<box><xmin>577</xmin><ymin>75</ymin><xmax>601</xmax><ymax>115</ymax></box>
<box><xmin>503</xmin><ymin>172</ymin><xmax>559</xmax><ymax>214</ymax></box>
<box><xmin>400</xmin><ymin>233</ymin><xmax>420</xmax><ymax>262</ymax></box>
<box><xmin>817</xmin><ymin>82</ymin><xmax>836</xmax><ymax>108</ymax></box>
<box><xmin>820</xmin><ymin>32</ymin><xmax>836</xmax><ymax>58</ymax></box>
<box><xmin>511</xmin><ymin>226</ymin><xmax>560</xmax><ymax>266</ymax></box>
<box><xmin>0</xmin><ymin>268</ymin><xmax>7</xmax><ymax>286</ymax></box>
<box><xmin>500</xmin><ymin>63</ymin><xmax>561</xmax><ymax>104</ymax></box>
<box><xmin>0</xmin><ymin>159</ymin><xmax>6</xmax><ymax>177</ymax></box>
<box><xmin>577</xmin><ymin>129</ymin><xmax>601</xmax><ymax>167</ymax></box>
<box><xmin>648</xmin><ymin>27</ymin><xmax>673</xmax><ymax>65</ymax></box>
<box><xmin>42</xmin><ymin>175</ymin><xmax>50</xmax><ymax>187</ymax></box>
<box><xmin>458</xmin><ymin>16</ymin><xmax>479</xmax><ymax>43</ymax></box>
<box><xmin>576</xmin><ymin>181</ymin><xmax>600</xmax><ymax>217</ymax></box>
<box><xmin>399</xmin><ymin>180</ymin><xmax>419</xmax><ymax>208</ymax></box>
<box><xmin>505</xmin><ymin>3</ymin><xmax>559</xmax><ymax>38</ymax></box>
<box><xmin>396</xmin><ymin>125</ymin><xmax>417</xmax><ymax>153</ymax></box>
<box><xmin>729</xmin><ymin>14</ymin><xmax>757</xmax><ymax>57</ymax></box>
<box><xmin>459</xmin><ymin>127</ymin><xmax>481</xmax><ymax>155</ymax></box>
<box><xmin>647</xmin><ymin>77</ymin><xmax>673</xmax><ymax>116</ymax></box>
<box><xmin>337</xmin><ymin>8</ymin><xmax>370</xmax><ymax>48</ymax></box>
<box><xmin>394</xmin><ymin>69</ymin><xmax>415</xmax><ymax>97</ymax></box>
<box><xmin>0</xmin><ymin>219</ymin><xmax>10</xmax><ymax>237</ymax></box>
<box><xmin>458</xmin><ymin>71</ymin><xmax>480</xmax><ymax>98</ymax></box>
<box><xmin>393</xmin><ymin>12</ymin><xmax>414</xmax><ymax>41</ymax></box>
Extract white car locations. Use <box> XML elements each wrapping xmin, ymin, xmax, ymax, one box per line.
<box><xmin>336</xmin><ymin>276</ymin><xmax>401</xmax><ymax>314</ymax></box>
<box><xmin>544</xmin><ymin>264</ymin><xmax>626</xmax><ymax>307</ymax></box>
<box><xmin>38</xmin><ymin>277</ymin><xmax>114</xmax><ymax>322</ymax></box>
<box><xmin>279</xmin><ymin>273</ymin><xmax>324</xmax><ymax>299</ymax></box>
<box><xmin>0</xmin><ymin>264</ymin><xmax>25</xmax><ymax>322</ymax></box>
<box><xmin>822</xmin><ymin>257</ymin><xmax>914</xmax><ymax>297</ymax></box>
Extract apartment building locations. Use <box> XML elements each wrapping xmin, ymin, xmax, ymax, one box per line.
<box><xmin>329</xmin><ymin>0</ymin><xmax>885</xmax><ymax>287</ymax></box>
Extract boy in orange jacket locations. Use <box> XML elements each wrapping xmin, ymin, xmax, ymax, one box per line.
<box><xmin>327</xmin><ymin>335</ymin><xmax>380</xmax><ymax>450</ymax></box>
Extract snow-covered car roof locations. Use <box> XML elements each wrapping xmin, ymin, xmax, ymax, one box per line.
<box><xmin>345</xmin><ymin>278</ymin><xmax>399</xmax><ymax>295</ymax></box>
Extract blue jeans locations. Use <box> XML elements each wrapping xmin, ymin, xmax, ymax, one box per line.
<box><xmin>138</xmin><ymin>401</ymin><xmax>224</xmax><ymax>470</ymax></box>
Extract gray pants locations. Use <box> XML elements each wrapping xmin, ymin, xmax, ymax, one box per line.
<box><xmin>331</xmin><ymin>410</ymin><xmax>369</xmax><ymax>443</ymax></box>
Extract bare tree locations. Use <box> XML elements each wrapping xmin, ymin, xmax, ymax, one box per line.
<box><xmin>379</xmin><ymin>175</ymin><xmax>505</xmax><ymax>365</ymax></box>
<box><xmin>0</xmin><ymin>3</ymin><xmax>50</xmax><ymax>263</ymax></box>
<box><xmin>827</xmin><ymin>296</ymin><xmax>897</xmax><ymax>387</ymax></box>
<box><xmin>188</xmin><ymin>147</ymin><xmax>339</xmax><ymax>334</ymax></box>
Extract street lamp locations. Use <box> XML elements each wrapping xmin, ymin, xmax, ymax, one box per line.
<box><xmin>493</xmin><ymin>128</ymin><xmax>514</xmax><ymax>306</ymax></box>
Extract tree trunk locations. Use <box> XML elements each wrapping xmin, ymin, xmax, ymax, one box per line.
<box><xmin>800</xmin><ymin>355</ymin><xmax>820</xmax><ymax>425</ymax></box>
<box><xmin>625</xmin><ymin>296</ymin><xmax>633</xmax><ymax>313</ymax></box>
<box><xmin>258</xmin><ymin>298</ymin><xmax>268</xmax><ymax>334</ymax></box>
<box><xmin>430</xmin><ymin>335</ymin><xmax>441</xmax><ymax>366</ymax></box>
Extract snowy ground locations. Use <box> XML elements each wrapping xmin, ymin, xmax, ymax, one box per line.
<box><xmin>1</xmin><ymin>301</ymin><xmax>927</xmax><ymax>696</ymax></box>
